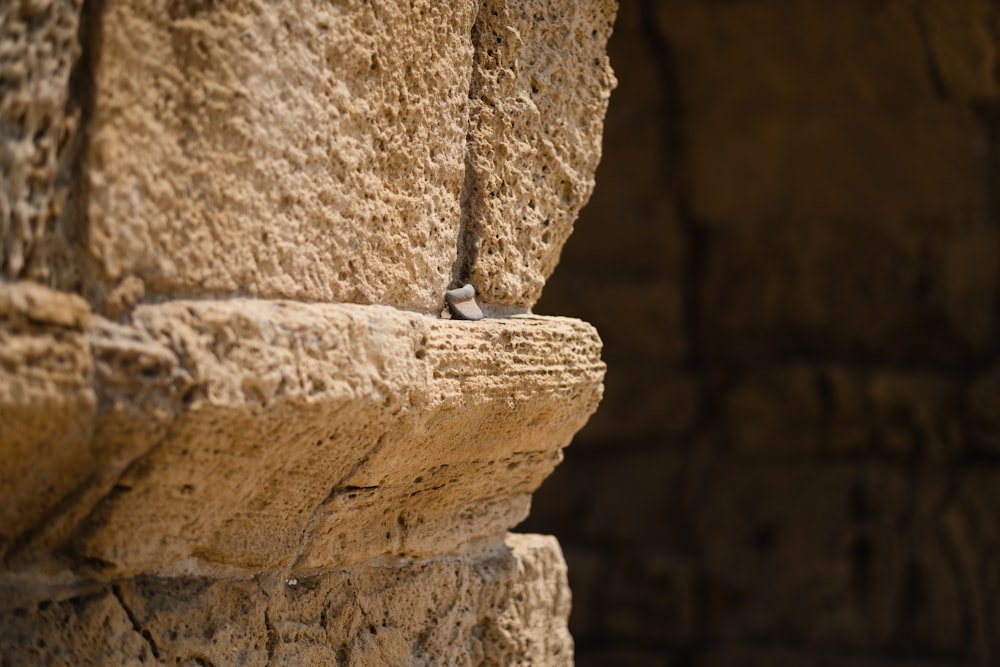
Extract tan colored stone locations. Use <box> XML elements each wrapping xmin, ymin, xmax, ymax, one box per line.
<box><xmin>0</xmin><ymin>0</ymin><xmax>83</xmax><ymax>280</ymax></box>
<box><xmin>0</xmin><ymin>0</ymin><xmax>618</xmax><ymax>661</ymax></box>
<box><xmin>0</xmin><ymin>286</ymin><xmax>604</xmax><ymax>576</ymax></box>
<box><xmin>0</xmin><ymin>279</ymin><xmax>90</xmax><ymax>329</ymax></box>
<box><xmin>76</xmin><ymin>0</ymin><xmax>476</xmax><ymax>309</ymax></box>
<box><xmin>458</xmin><ymin>0</ymin><xmax>617</xmax><ymax>309</ymax></box>
<box><xmin>36</xmin><ymin>0</ymin><xmax>619</xmax><ymax>313</ymax></box>
<box><xmin>0</xmin><ymin>533</ymin><xmax>573</xmax><ymax>667</ymax></box>
<box><xmin>0</xmin><ymin>285</ymin><xmax>95</xmax><ymax>559</ymax></box>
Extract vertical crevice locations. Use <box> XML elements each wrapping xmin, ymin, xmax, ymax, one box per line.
<box><xmin>452</xmin><ymin>133</ymin><xmax>481</xmax><ymax>289</ymax></box>
<box><xmin>58</xmin><ymin>0</ymin><xmax>108</xmax><ymax>303</ymax></box>
<box><xmin>451</xmin><ymin>2</ymin><xmax>484</xmax><ymax>290</ymax></box>
<box><xmin>111</xmin><ymin>584</ymin><xmax>161</xmax><ymax>661</ymax></box>
<box><xmin>263</xmin><ymin>608</ymin><xmax>278</xmax><ymax>665</ymax></box>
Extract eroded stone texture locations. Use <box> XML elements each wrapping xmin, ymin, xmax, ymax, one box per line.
<box><xmin>0</xmin><ymin>282</ymin><xmax>94</xmax><ymax>559</ymax></box>
<box><xmin>0</xmin><ymin>283</ymin><xmax>604</xmax><ymax>577</ymax></box>
<box><xmin>0</xmin><ymin>0</ymin><xmax>83</xmax><ymax>280</ymax></box>
<box><xmin>77</xmin><ymin>0</ymin><xmax>476</xmax><ymax>309</ymax></box>
<box><xmin>0</xmin><ymin>534</ymin><xmax>573</xmax><ymax>667</ymax></box>
<box><xmin>50</xmin><ymin>0</ymin><xmax>620</xmax><ymax>314</ymax></box>
<box><xmin>458</xmin><ymin>0</ymin><xmax>617</xmax><ymax>310</ymax></box>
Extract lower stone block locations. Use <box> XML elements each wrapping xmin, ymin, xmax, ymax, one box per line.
<box><xmin>0</xmin><ymin>533</ymin><xmax>572</xmax><ymax>667</ymax></box>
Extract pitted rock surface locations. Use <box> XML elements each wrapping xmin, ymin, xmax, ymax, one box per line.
<box><xmin>0</xmin><ymin>534</ymin><xmax>573</xmax><ymax>667</ymax></box>
<box><xmin>6</xmin><ymin>0</ymin><xmax>617</xmax><ymax>313</ymax></box>
<box><xmin>0</xmin><ymin>284</ymin><xmax>604</xmax><ymax>576</ymax></box>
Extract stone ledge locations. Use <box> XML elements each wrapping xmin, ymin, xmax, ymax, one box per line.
<box><xmin>0</xmin><ymin>282</ymin><xmax>604</xmax><ymax>577</ymax></box>
<box><xmin>0</xmin><ymin>533</ymin><xmax>573</xmax><ymax>667</ymax></box>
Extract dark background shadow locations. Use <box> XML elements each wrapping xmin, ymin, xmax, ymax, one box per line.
<box><xmin>521</xmin><ymin>1</ymin><xmax>1000</xmax><ymax>665</ymax></box>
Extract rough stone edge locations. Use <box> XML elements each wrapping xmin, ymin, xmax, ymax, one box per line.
<box><xmin>0</xmin><ymin>281</ymin><xmax>605</xmax><ymax>579</ymax></box>
<box><xmin>0</xmin><ymin>532</ymin><xmax>573</xmax><ymax>667</ymax></box>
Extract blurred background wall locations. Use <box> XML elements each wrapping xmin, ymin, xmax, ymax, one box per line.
<box><xmin>521</xmin><ymin>1</ymin><xmax>1000</xmax><ymax>665</ymax></box>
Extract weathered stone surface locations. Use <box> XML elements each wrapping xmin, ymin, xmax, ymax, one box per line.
<box><xmin>0</xmin><ymin>283</ymin><xmax>604</xmax><ymax>576</ymax></box>
<box><xmin>1</xmin><ymin>0</ymin><xmax>617</xmax><ymax>663</ymax></box>
<box><xmin>15</xmin><ymin>0</ymin><xmax>618</xmax><ymax>313</ymax></box>
<box><xmin>75</xmin><ymin>0</ymin><xmax>475</xmax><ymax>310</ymax></box>
<box><xmin>458</xmin><ymin>0</ymin><xmax>617</xmax><ymax>309</ymax></box>
<box><xmin>0</xmin><ymin>533</ymin><xmax>574</xmax><ymax>667</ymax></box>
<box><xmin>0</xmin><ymin>282</ymin><xmax>94</xmax><ymax>559</ymax></box>
<box><xmin>0</xmin><ymin>0</ymin><xmax>83</xmax><ymax>280</ymax></box>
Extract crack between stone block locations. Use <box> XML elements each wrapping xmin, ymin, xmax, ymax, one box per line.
<box><xmin>289</xmin><ymin>432</ymin><xmax>392</xmax><ymax>570</ymax></box>
<box><xmin>450</xmin><ymin>2</ymin><xmax>485</xmax><ymax>291</ymax></box>
<box><xmin>110</xmin><ymin>584</ymin><xmax>161</xmax><ymax>662</ymax></box>
<box><xmin>60</xmin><ymin>0</ymin><xmax>110</xmax><ymax>304</ymax></box>
<box><xmin>263</xmin><ymin>608</ymin><xmax>278</xmax><ymax>666</ymax></box>
<box><xmin>2</xmin><ymin>473</ymin><xmax>98</xmax><ymax>570</ymax></box>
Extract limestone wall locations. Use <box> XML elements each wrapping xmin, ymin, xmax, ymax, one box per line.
<box><xmin>0</xmin><ymin>0</ymin><xmax>617</xmax><ymax>664</ymax></box>
<box><xmin>525</xmin><ymin>0</ymin><xmax>1000</xmax><ymax>665</ymax></box>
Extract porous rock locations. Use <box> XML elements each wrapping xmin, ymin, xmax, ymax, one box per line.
<box><xmin>0</xmin><ymin>533</ymin><xmax>573</xmax><ymax>667</ymax></box>
<box><xmin>22</xmin><ymin>0</ymin><xmax>620</xmax><ymax>314</ymax></box>
<box><xmin>0</xmin><ymin>0</ymin><xmax>83</xmax><ymax>280</ymax></box>
<box><xmin>74</xmin><ymin>0</ymin><xmax>475</xmax><ymax>310</ymax></box>
<box><xmin>458</xmin><ymin>0</ymin><xmax>618</xmax><ymax>309</ymax></box>
<box><xmin>0</xmin><ymin>284</ymin><xmax>604</xmax><ymax>577</ymax></box>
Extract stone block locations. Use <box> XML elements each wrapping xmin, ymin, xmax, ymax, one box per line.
<box><xmin>0</xmin><ymin>0</ymin><xmax>83</xmax><ymax>280</ymax></box>
<box><xmin>0</xmin><ymin>282</ymin><xmax>95</xmax><ymax>558</ymax></box>
<box><xmin>533</xmin><ymin>0</ymin><xmax>680</xmax><ymax>279</ymax></box>
<box><xmin>77</xmin><ymin>0</ymin><xmax>476</xmax><ymax>310</ymax></box>
<box><xmin>0</xmin><ymin>533</ymin><xmax>573</xmax><ymax>667</ymax></box>
<box><xmin>0</xmin><ymin>284</ymin><xmax>604</xmax><ymax>576</ymax></box>
<box><xmin>459</xmin><ymin>0</ymin><xmax>617</xmax><ymax>309</ymax></box>
<box><xmin>21</xmin><ymin>0</ymin><xmax>616</xmax><ymax>313</ymax></box>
